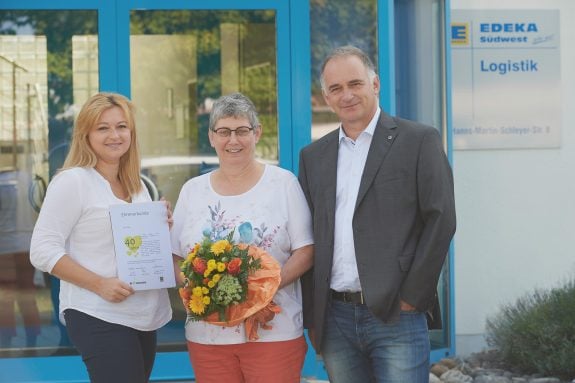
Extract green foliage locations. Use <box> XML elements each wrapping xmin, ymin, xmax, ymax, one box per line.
<box><xmin>1</xmin><ymin>10</ymin><xmax>97</xmax><ymax>117</ymax></box>
<box><xmin>486</xmin><ymin>279</ymin><xmax>575</xmax><ymax>380</ymax></box>
<box><xmin>130</xmin><ymin>10</ymin><xmax>276</xmax><ymax>101</ymax></box>
<box><xmin>310</xmin><ymin>0</ymin><xmax>377</xmax><ymax>94</ymax></box>
<box><xmin>0</xmin><ymin>9</ymin><xmax>277</xmax><ymax>115</ymax></box>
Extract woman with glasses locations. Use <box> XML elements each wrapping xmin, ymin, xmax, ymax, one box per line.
<box><xmin>170</xmin><ymin>92</ymin><xmax>314</xmax><ymax>383</ymax></box>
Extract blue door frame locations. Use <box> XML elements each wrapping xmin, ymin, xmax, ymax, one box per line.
<box><xmin>0</xmin><ymin>0</ymin><xmax>454</xmax><ymax>381</ymax></box>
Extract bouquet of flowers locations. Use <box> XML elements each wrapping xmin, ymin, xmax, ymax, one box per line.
<box><xmin>178</xmin><ymin>232</ymin><xmax>282</xmax><ymax>340</ymax></box>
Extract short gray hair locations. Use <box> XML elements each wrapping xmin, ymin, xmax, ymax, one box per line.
<box><xmin>209</xmin><ymin>92</ymin><xmax>260</xmax><ymax>131</ymax></box>
<box><xmin>320</xmin><ymin>45</ymin><xmax>377</xmax><ymax>91</ymax></box>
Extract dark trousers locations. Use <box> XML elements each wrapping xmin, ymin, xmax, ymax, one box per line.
<box><xmin>64</xmin><ymin>309</ymin><xmax>157</xmax><ymax>383</ymax></box>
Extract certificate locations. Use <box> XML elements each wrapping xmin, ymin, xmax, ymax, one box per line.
<box><xmin>109</xmin><ymin>201</ymin><xmax>175</xmax><ymax>290</ymax></box>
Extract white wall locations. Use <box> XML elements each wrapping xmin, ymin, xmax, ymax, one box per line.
<box><xmin>450</xmin><ymin>0</ymin><xmax>575</xmax><ymax>355</ymax></box>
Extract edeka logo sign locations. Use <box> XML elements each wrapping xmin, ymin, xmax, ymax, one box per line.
<box><xmin>479</xmin><ymin>22</ymin><xmax>538</xmax><ymax>43</ymax></box>
<box><xmin>451</xmin><ymin>23</ymin><xmax>469</xmax><ymax>45</ymax></box>
<box><xmin>450</xmin><ymin>22</ymin><xmax>540</xmax><ymax>46</ymax></box>
<box><xmin>450</xmin><ymin>9</ymin><xmax>561</xmax><ymax>150</ymax></box>
<box><xmin>479</xmin><ymin>23</ymin><xmax>538</xmax><ymax>32</ymax></box>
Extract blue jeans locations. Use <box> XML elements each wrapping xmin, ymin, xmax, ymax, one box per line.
<box><xmin>322</xmin><ymin>300</ymin><xmax>430</xmax><ymax>383</ymax></box>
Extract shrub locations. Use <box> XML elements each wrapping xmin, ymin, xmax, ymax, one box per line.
<box><xmin>486</xmin><ymin>278</ymin><xmax>575</xmax><ymax>380</ymax></box>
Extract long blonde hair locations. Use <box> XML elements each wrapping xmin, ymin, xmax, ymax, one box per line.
<box><xmin>62</xmin><ymin>92</ymin><xmax>142</xmax><ymax>195</ymax></box>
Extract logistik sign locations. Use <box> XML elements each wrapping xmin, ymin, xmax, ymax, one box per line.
<box><xmin>451</xmin><ymin>20</ymin><xmax>544</xmax><ymax>75</ymax></box>
<box><xmin>450</xmin><ymin>9</ymin><xmax>560</xmax><ymax>150</ymax></box>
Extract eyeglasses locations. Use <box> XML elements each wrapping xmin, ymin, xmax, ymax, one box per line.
<box><xmin>211</xmin><ymin>126</ymin><xmax>254</xmax><ymax>138</ymax></box>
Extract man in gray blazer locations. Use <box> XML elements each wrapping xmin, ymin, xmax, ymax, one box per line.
<box><xmin>298</xmin><ymin>45</ymin><xmax>456</xmax><ymax>382</ymax></box>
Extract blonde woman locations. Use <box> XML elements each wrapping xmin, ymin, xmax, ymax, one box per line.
<box><xmin>30</xmin><ymin>92</ymin><xmax>172</xmax><ymax>383</ymax></box>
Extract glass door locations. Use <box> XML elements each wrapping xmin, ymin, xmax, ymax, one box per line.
<box><xmin>129</xmin><ymin>9</ymin><xmax>279</xmax><ymax>207</ymax></box>
<box><xmin>0</xmin><ymin>1</ymin><xmax>294</xmax><ymax>381</ymax></box>
<box><xmin>121</xmin><ymin>5</ymin><xmax>291</xmax><ymax>377</ymax></box>
<box><xmin>0</xmin><ymin>8</ymin><xmax>98</xmax><ymax>358</ymax></box>
<box><xmin>394</xmin><ymin>0</ymin><xmax>454</xmax><ymax>360</ymax></box>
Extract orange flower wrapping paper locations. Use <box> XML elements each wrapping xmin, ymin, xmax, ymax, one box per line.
<box><xmin>180</xmin><ymin>244</ymin><xmax>282</xmax><ymax>341</ymax></box>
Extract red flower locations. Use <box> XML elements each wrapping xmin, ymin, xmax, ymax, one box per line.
<box><xmin>192</xmin><ymin>258</ymin><xmax>207</xmax><ymax>274</ymax></box>
<box><xmin>179</xmin><ymin>287</ymin><xmax>191</xmax><ymax>300</ymax></box>
<box><xmin>227</xmin><ymin>258</ymin><xmax>242</xmax><ymax>275</ymax></box>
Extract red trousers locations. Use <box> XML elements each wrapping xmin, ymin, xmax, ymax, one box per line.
<box><xmin>187</xmin><ymin>336</ymin><xmax>307</xmax><ymax>383</ymax></box>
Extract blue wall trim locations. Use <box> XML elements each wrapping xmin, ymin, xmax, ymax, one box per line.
<box><xmin>444</xmin><ymin>0</ymin><xmax>456</xmax><ymax>358</ymax></box>
<box><xmin>289</xmin><ymin>0</ymin><xmax>311</xmax><ymax>173</ymax></box>
<box><xmin>98</xmin><ymin>1</ymin><xmax>118</xmax><ymax>92</ymax></box>
<box><xmin>275</xmin><ymin>1</ymin><xmax>292</xmax><ymax>170</ymax></box>
<box><xmin>0</xmin><ymin>0</ymin><xmax>101</xmax><ymax>8</ymax></box>
<box><xmin>377</xmin><ymin>0</ymin><xmax>396</xmax><ymax>115</ymax></box>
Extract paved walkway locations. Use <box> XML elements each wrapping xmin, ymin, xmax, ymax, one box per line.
<box><xmin>161</xmin><ymin>379</ymin><xmax>328</xmax><ymax>382</ymax></box>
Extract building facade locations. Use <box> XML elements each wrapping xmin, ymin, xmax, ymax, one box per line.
<box><xmin>0</xmin><ymin>0</ymin><xmax>454</xmax><ymax>381</ymax></box>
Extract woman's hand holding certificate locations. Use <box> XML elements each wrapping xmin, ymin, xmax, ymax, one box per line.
<box><xmin>109</xmin><ymin>201</ymin><xmax>176</xmax><ymax>290</ymax></box>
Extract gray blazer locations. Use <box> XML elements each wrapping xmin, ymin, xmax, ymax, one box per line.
<box><xmin>298</xmin><ymin>111</ymin><xmax>456</xmax><ymax>352</ymax></box>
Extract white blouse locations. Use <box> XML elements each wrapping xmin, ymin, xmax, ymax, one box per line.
<box><xmin>171</xmin><ymin>165</ymin><xmax>314</xmax><ymax>344</ymax></box>
<box><xmin>30</xmin><ymin>167</ymin><xmax>172</xmax><ymax>331</ymax></box>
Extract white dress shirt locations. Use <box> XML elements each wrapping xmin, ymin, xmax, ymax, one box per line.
<box><xmin>331</xmin><ymin>108</ymin><xmax>381</xmax><ymax>292</ymax></box>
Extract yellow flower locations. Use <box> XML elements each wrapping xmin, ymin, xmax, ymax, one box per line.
<box><xmin>202</xmin><ymin>286</ymin><xmax>209</xmax><ymax>295</ymax></box>
<box><xmin>202</xmin><ymin>296</ymin><xmax>211</xmax><ymax>305</ymax></box>
<box><xmin>212</xmin><ymin>274</ymin><xmax>221</xmax><ymax>283</ymax></box>
<box><xmin>217</xmin><ymin>262</ymin><xmax>226</xmax><ymax>272</ymax></box>
<box><xmin>211</xmin><ymin>240</ymin><xmax>230</xmax><ymax>256</ymax></box>
<box><xmin>189</xmin><ymin>295</ymin><xmax>205</xmax><ymax>314</ymax></box>
<box><xmin>192</xmin><ymin>286</ymin><xmax>203</xmax><ymax>297</ymax></box>
<box><xmin>204</xmin><ymin>270</ymin><xmax>212</xmax><ymax>278</ymax></box>
<box><xmin>207</xmin><ymin>259</ymin><xmax>217</xmax><ymax>270</ymax></box>
<box><xmin>186</xmin><ymin>243</ymin><xmax>201</xmax><ymax>261</ymax></box>
<box><xmin>208</xmin><ymin>281</ymin><xmax>215</xmax><ymax>288</ymax></box>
